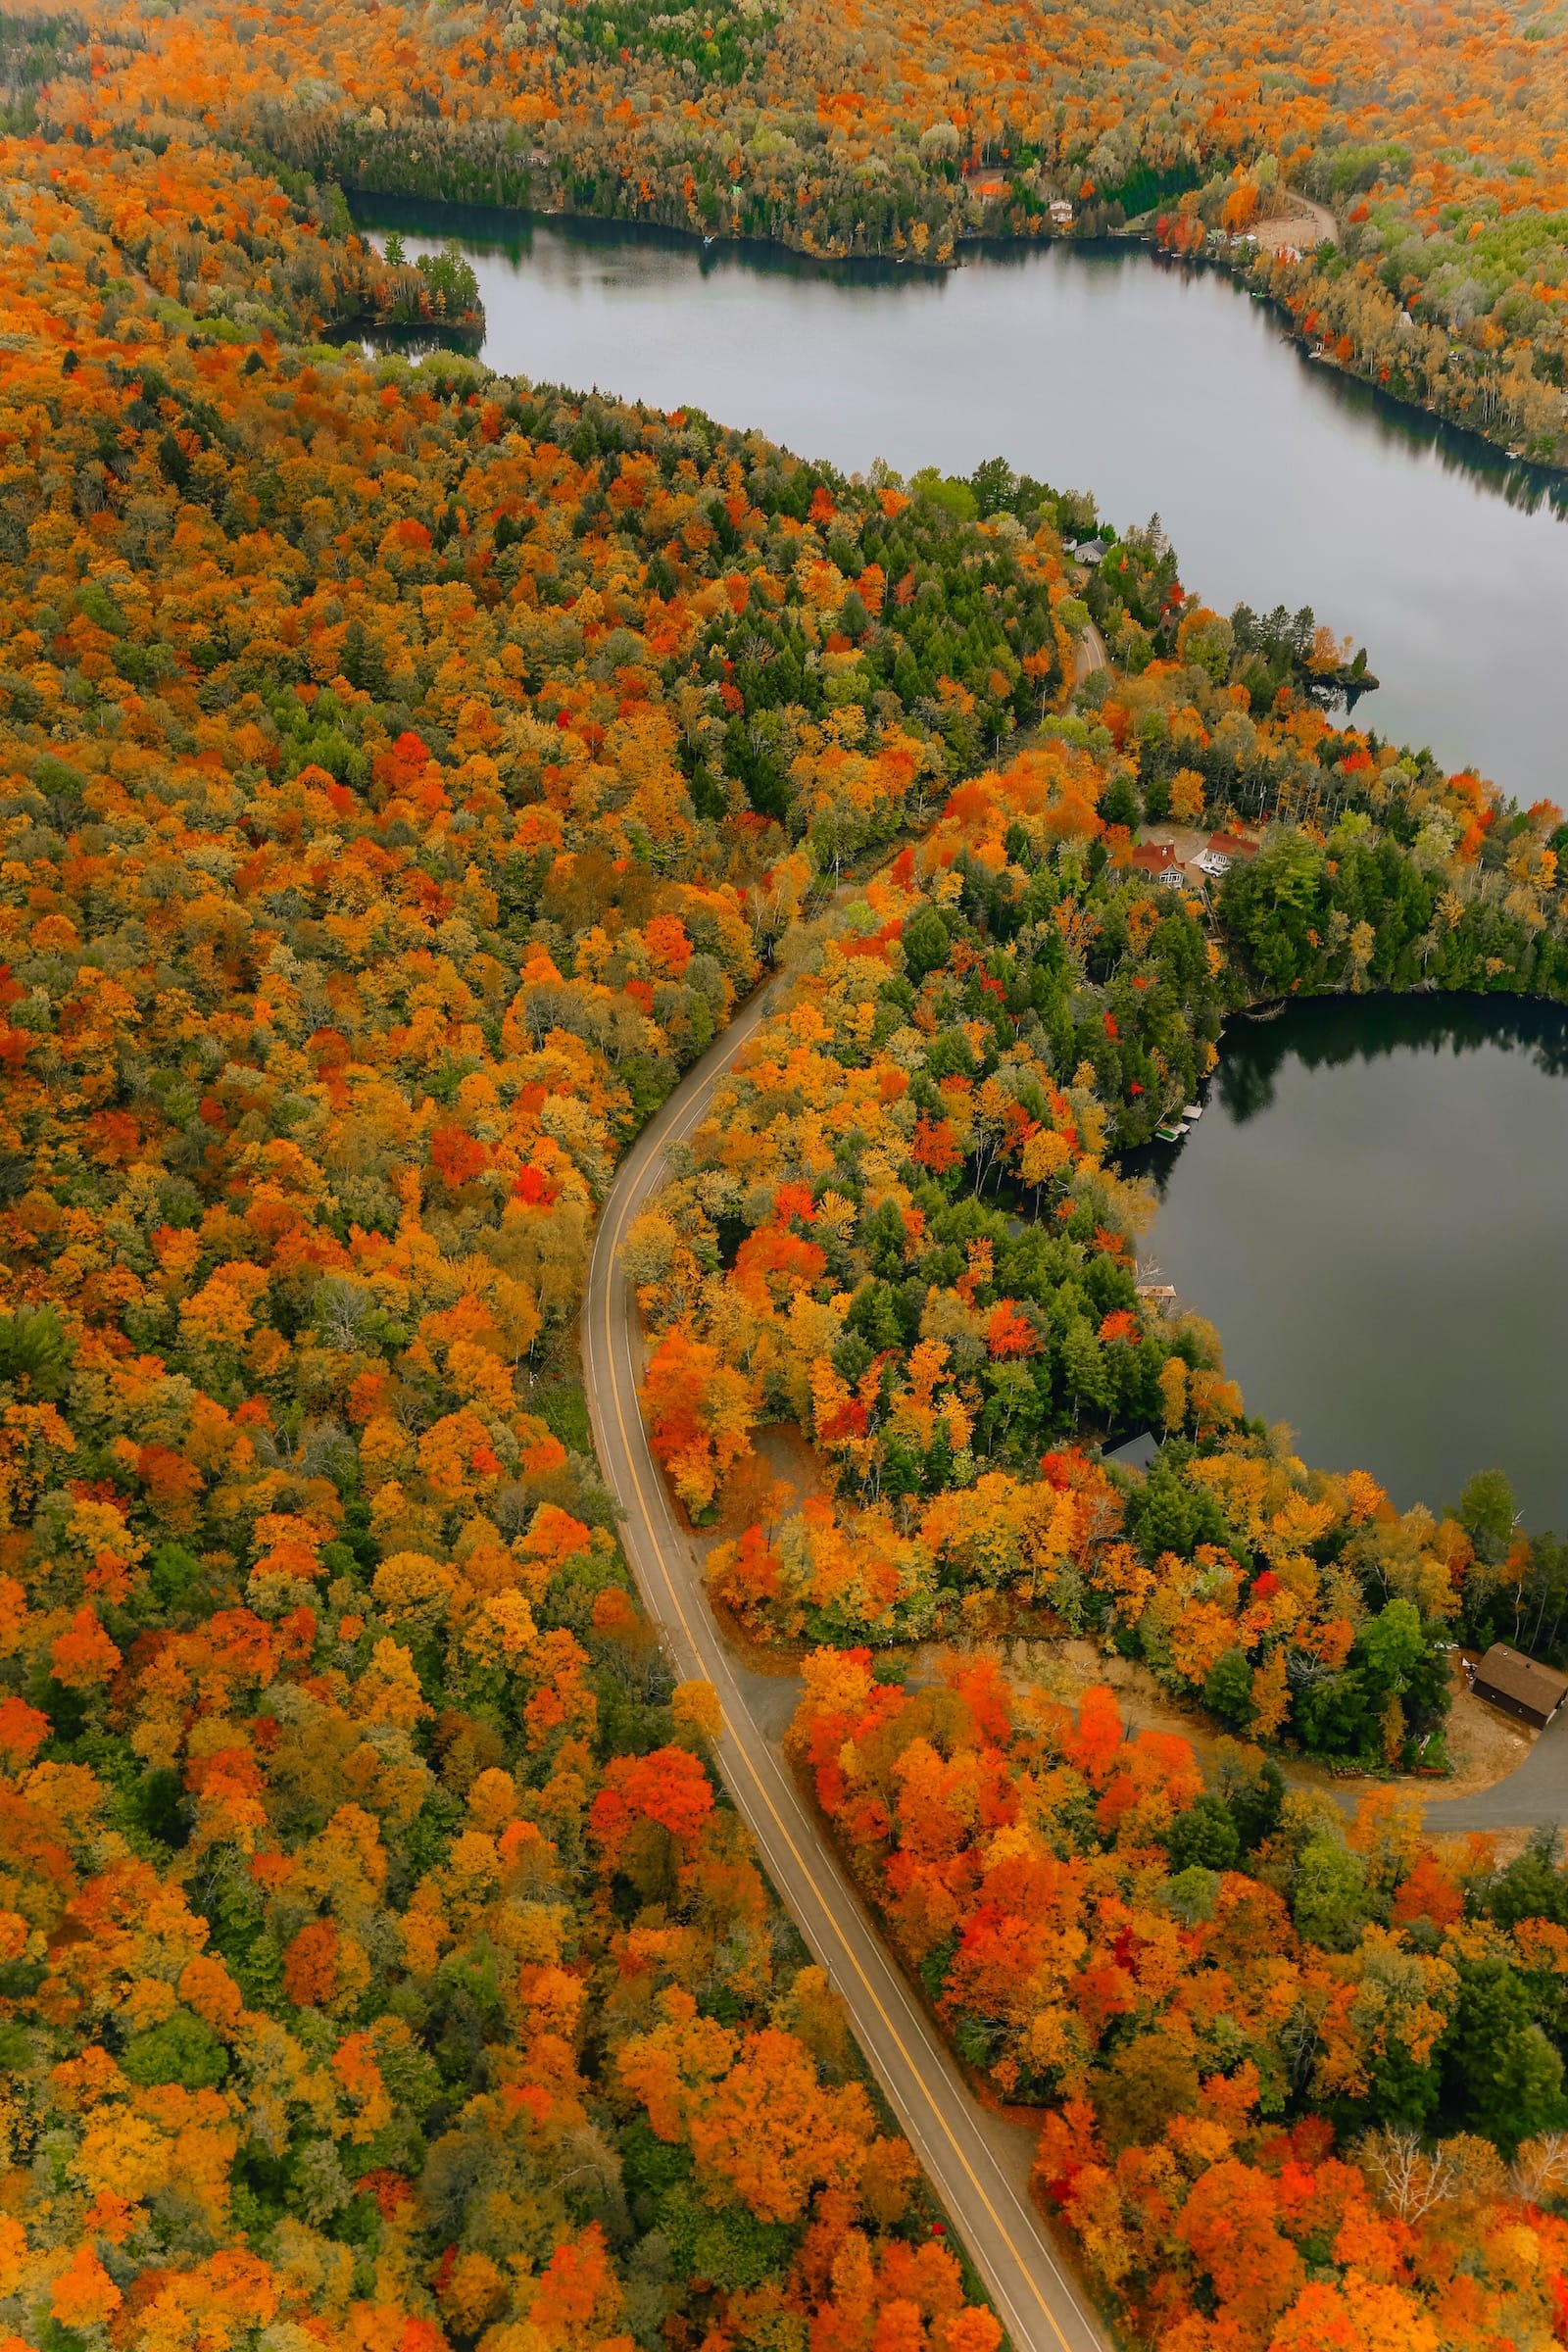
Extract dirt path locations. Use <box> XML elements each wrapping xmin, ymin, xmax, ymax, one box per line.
<box><xmin>983</xmin><ymin>1639</ymin><xmax>1557</xmax><ymax>1827</ymax></box>
<box><xmin>1250</xmin><ymin>190</ymin><xmax>1338</xmax><ymax>255</ymax></box>
<box><xmin>1073</xmin><ymin>618</ymin><xmax>1107</xmax><ymax>682</ymax></box>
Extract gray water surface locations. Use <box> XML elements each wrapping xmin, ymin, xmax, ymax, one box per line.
<box><xmin>1143</xmin><ymin>996</ymin><xmax>1568</xmax><ymax>1529</ymax></box>
<box><xmin>364</xmin><ymin>207</ymin><xmax>1568</xmax><ymax>806</ymax></box>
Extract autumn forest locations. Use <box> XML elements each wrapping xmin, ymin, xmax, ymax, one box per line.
<box><xmin>11</xmin><ymin>0</ymin><xmax>1568</xmax><ymax>459</ymax></box>
<box><xmin>4</xmin><ymin>2</ymin><xmax>1568</xmax><ymax>2351</ymax></box>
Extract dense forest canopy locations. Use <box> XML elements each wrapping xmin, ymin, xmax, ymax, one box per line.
<box><xmin>6</xmin><ymin>10</ymin><xmax>1568</xmax><ymax>2351</ymax></box>
<box><xmin>0</xmin><ymin>135</ymin><xmax>1044</xmax><ymax>2352</ymax></box>
<box><xmin>791</xmin><ymin>1648</ymin><xmax>1568</xmax><ymax>2351</ymax></box>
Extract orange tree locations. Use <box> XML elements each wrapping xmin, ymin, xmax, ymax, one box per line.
<box><xmin>0</xmin><ymin>122</ymin><xmax>1049</xmax><ymax>2352</ymax></box>
<box><xmin>790</xmin><ymin>1644</ymin><xmax>1568</xmax><ymax>2351</ymax></box>
<box><xmin>640</xmin><ymin>737</ymin><xmax>1563</xmax><ymax>1762</ymax></box>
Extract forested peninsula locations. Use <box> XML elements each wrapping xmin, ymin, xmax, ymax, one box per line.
<box><xmin>7</xmin><ymin>27</ymin><xmax>1568</xmax><ymax>2352</ymax></box>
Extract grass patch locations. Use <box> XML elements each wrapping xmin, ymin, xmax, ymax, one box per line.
<box><xmin>533</xmin><ymin>1381</ymin><xmax>592</xmax><ymax>1452</ymax></box>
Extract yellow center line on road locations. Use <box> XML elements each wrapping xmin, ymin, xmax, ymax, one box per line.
<box><xmin>591</xmin><ymin>1010</ymin><xmax>1095</xmax><ymax>2352</ymax></box>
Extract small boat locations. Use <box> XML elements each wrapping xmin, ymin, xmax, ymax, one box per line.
<box><xmin>1154</xmin><ymin>1122</ymin><xmax>1185</xmax><ymax>1144</ymax></box>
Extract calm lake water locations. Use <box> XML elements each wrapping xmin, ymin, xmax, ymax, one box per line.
<box><xmin>1143</xmin><ymin>995</ymin><xmax>1568</xmax><ymax>1529</ymax></box>
<box><xmin>358</xmin><ymin>207</ymin><xmax>1568</xmax><ymax>1523</ymax></box>
<box><xmin>360</xmin><ymin>204</ymin><xmax>1568</xmax><ymax>807</ymax></box>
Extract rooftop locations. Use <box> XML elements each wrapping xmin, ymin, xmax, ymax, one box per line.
<box><xmin>1474</xmin><ymin>1643</ymin><xmax>1568</xmax><ymax>1714</ymax></box>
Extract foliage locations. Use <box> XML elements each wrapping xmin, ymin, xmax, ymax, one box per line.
<box><xmin>644</xmin><ymin>731</ymin><xmax>1565</xmax><ymax>1753</ymax></box>
<box><xmin>14</xmin><ymin>0</ymin><xmax>1568</xmax><ymax>455</ymax></box>
<box><xmin>0</xmin><ymin>122</ymin><xmax>1027</xmax><ymax>2352</ymax></box>
<box><xmin>790</xmin><ymin>1646</ymin><xmax>1568</xmax><ymax>2349</ymax></box>
<box><xmin>7</xmin><ymin>38</ymin><xmax>1568</xmax><ymax>2347</ymax></box>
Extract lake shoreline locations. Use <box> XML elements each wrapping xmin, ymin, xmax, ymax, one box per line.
<box><xmin>1133</xmin><ymin>986</ymin><xmax>1568</xmax><ymax>1530</ymax></box>
<box><xmin>347</xmin><ymin>190</ymin><xmax>1568</xmax><ymax>495</ymax></box>
<box><xmin>1163</xmin><ymin>247</ymin><xmax>1568</xmax><ymax>500</ymax></box>
<box><xmin>348</xmin><ymin>196</ymin><xmax>1568</xmax><ymax>799</ymax></box>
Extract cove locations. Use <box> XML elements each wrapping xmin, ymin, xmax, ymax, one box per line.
<box><xmin>1141</xmin><ymin>994</ymin><xmax>1568</xmax><ymax>1531</ymax></box>
<box><xmin>357</xmin><ymin>202</ymin><xmax>1568</xmax><ymax>807</ymax></box>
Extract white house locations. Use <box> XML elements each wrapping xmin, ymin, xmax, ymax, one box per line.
<box><xmin>1196</xmin><ymin>831</ymin><xmax>1259</xmax><ymax>881</ymax></box>
<box><xmin>1132</xmin><ymin>842</ymin><xmax>1186</xmax><ymax>889</ymax></box>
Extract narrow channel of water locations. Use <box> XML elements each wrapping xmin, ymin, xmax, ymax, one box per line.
<box><xmin>1142</xmin><ymin>995</ymin><xmax>1568</xmax><ymax>1530</ymax></box>
<box><xmin>359</xmin><ymin>203</ymin><xmax>1568</xmax><ymax>807</ymax></box>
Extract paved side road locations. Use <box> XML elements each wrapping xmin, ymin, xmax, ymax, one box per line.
<box><xmin>582</xmin><ymin>980</ymin><xmax>1112</xmax><ymax>2352</ymax></box>
<box><xmin>1420</xmin><ymin>1704</ymin><xmax>1568</xmax><ymax>1834</ymax></box>
<box><xmin>1072</xmin><ymin>619</ymin><xmax>1107</xmax><ymax>684</ymax></box>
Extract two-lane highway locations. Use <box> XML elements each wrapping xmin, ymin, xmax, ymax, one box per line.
<box><xmin>582</xmin><ymin>977</ymin><xmax>1112</xmax><ymax>2352</ymax></box>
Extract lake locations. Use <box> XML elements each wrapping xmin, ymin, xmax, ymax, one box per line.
<box><xmin>1143</xmin><ymin>994</ymin><xmax>1568</xmax><ymax>1531</ymax></box>
<box><xmin>358</xmin><ymin>207</ymin><xmax>1568</xmax><ymax>1524</ymax></box>
<box><xmin>359</xmin><ymin>203</ymin><xmax>1568</xmax><ymax>808</ymax></box>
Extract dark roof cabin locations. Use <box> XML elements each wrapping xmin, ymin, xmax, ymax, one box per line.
<box><xmin>1472</xmin><ymin>1643</ymin><xmax>1568</xmax><ymax>1729</ymax></box>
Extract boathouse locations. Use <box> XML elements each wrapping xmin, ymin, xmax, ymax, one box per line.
<box><xmin>1471</xmin><ymin>1643</ymin><xmax>1568</xmax><ymax>1730</ymax></box>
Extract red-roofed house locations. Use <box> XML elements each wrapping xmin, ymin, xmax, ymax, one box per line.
<box><xmin>1196</xmin><ymin>831</ymin><xmax>1260</xmax><ymax>879</ymax></box>
<box><xmin>1131</xmin><ymin>842</ymin><xmax>1185</xmax><ymax>888</ymax></box>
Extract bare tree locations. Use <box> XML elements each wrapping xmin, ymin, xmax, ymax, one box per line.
<box><xmin>1511</xmin><ymin>2132</ymin><xmax>1568</xmax><ymax>2205</ymax></box>
<box><xmin>1357</xmin><ymin>2127</ymin><xmax>1457</xmax><ymax>2222</ymax></box>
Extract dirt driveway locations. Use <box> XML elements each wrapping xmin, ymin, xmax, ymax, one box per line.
<box><xmin>1250</xmin><ymin>191</ymin><xmax>1338</xmax><ymax>255</ymax></box>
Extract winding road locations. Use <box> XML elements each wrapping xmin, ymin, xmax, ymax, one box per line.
<box><xmin>580</xmin><ymin>905</ymin><xmax>1562</xmax><ymax>2350</ymax></box>
<box><xmin>1072</xmin><ymin>619</ymin><xmax>1108</xmax><ymax>684</ymax></box>
<box><xmin>582</xmin><ymin>980</ymin><xmax>1112</xmax><ymax>2352</ymax></box>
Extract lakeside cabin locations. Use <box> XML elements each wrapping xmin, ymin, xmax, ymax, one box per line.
<box><xmin>1471</xmin><ymin>1643</ymin><xmax>1568</xmax><ymax>1730</ymax></box>
<box><xmin>1131</xmin><ymin>841</ymin><xmax>1186</xmax><ymax>888</ymax></box>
